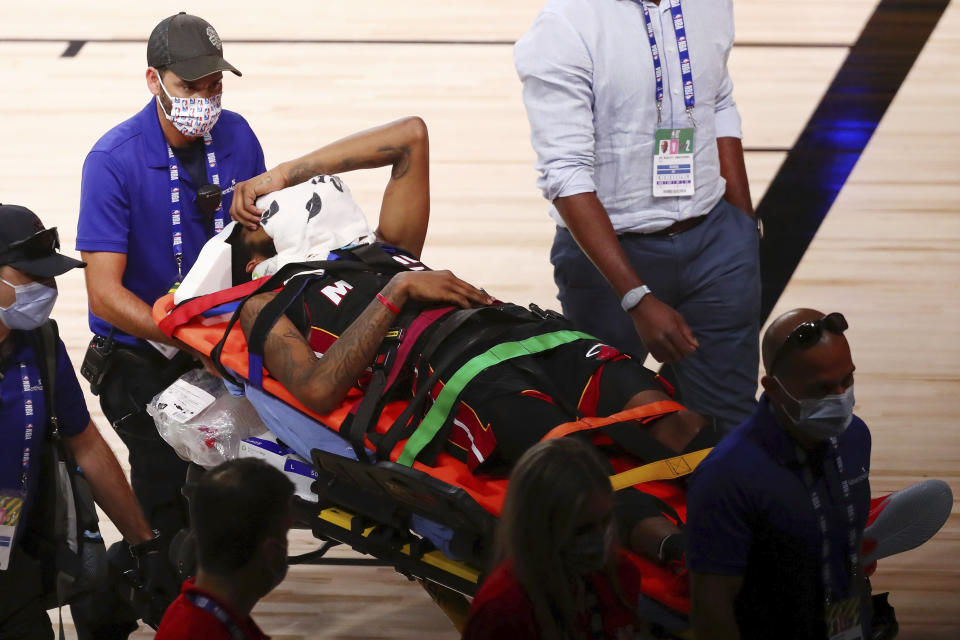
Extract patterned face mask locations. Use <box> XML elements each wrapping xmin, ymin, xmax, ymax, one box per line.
<box><xmin>156</xmin><ymin>72</ymin><xmax>222</xmax><ymax>138</ymax></box>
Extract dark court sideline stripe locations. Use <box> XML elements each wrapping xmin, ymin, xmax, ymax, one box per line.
<box><xmin>61</xmin><ymin>41</ymin><xmax>85</xmax><ymax>57</ymax></box>
<box><xmin>755</xmin><ymin>0</ymin><xmax>950</xmax><ymax>320</ymax></box>
<box><xmin>6</xmin><ymin>36</ymin><xmax>850</xmax><ymax>49</ymax></box>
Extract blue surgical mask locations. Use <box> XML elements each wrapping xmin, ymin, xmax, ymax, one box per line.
<box><xmin>773</xmin><ymin>377</ymin><xmax>855</xmax><ymax>440</ymax></box>
<box><xmin>0</xmin><ymin>278</ymin><xmax>57</xmax><ymax>330</ymax></box>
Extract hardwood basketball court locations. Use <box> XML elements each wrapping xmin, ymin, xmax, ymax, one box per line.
<box><xmin>1</xmin><ymin>1</ymin><xmax>957</xmax><ymax>637</ymax></box>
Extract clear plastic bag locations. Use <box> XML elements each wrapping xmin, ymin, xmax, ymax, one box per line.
<box><xmin>148</xmin><ymin>370</ymin><xmax>269</xmax><ymax>468</ymax></box>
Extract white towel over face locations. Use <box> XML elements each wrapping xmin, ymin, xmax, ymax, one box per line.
<box><xmin>252</xmin><ymin>175</ymin><xmax>375</xmax><ymax>278</ymax></box>
<box><xmin>174</xmin><ymin>220</ymin><xmax>237</xmax><ymax>303</ymax></box>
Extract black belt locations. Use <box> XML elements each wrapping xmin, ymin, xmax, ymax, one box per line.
<box><xmin>641</xmin><ymin>214</ymin><xmax>708</xmax><ymax>237</ymax></box>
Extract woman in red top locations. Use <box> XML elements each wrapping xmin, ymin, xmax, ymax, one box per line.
<box><xmin>462</xmin><ymin>438</ymin><xmax>649</xmax><ymax>640</ymax></box>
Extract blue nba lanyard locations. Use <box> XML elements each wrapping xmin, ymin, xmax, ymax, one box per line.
<box><xmin>795</xmin><ymin>440</ymin><xmax>859</xmax><ymax>608</ymax></box>
<box><xmin>0</xmin><ymin>362</ymin><xmax>34</xmax><ymax>568</ymax></box>
<box><xmin>17</xmin><ymin>363</ymin><xmax>34</xmax><ymax>491</ymax></box>
<box><xmin>166</xmin><ymin>132</ymin><xmax>226</xmax><ymax>281</ymax></box>
<box><xmin>641</xmin><ymin>0</ymin><xmax>695</xmax><ymax>125</ymax></box>
<box><xmin>186</xmin><ymin>592</ymin><xmax>249</xmax><ymax>640</ymax></box>
<box><xmin>1</xmin><ymin>362</ymin><xmax>35</xmax><ymax>494</ymax></box>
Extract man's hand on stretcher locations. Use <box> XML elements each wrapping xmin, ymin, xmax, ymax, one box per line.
<box><xmin>241</xmin><ymin>270</ymin><xmax>494</xmax><ymax>415</ymax></box>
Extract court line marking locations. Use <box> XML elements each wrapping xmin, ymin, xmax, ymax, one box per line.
<box><xmin>755</xmin><ymin>0</ymin><xmax>950</xmax><ymax>319</ymax></box>
<box><xmin>0</xmin><ymin>36</ymin><xmax>851</xmax><ymax>58</ymax></box>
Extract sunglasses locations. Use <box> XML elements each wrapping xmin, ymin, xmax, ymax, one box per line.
<box><xmin>0</xmin><ymin>227</ymin><xmax>60</xmax><ymax>263</ymax></box>
<box><xmin>768</xmin><ymin>312</ymin><xmax>848</xmax><ymax>373</ymax></box>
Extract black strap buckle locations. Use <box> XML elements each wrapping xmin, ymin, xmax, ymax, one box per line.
<box><xmin>528</xmin><ymin>303</ymin><xmax>566</xmax><ymax>322</ymax></box>
<box><xmin>372</xmin><ymin>328</ymin><xmax>404</xmax><ymax>372</ymax></box>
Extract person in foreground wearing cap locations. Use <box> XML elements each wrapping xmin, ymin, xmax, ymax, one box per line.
<box><xmin>74</xmin><ymin>13</ymin><xmax>265</xmax><ymax>635</ymax></box>
<box><xmin>0</xmin><ymin>205</ymin><xmax>173</xmax><ymax>639</ymax></box>
<box><xmin>685</xmin><ymin>308</ymin><xmax>872</xmax><ymax>639</ymax></box>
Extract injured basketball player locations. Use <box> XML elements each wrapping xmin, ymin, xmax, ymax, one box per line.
<box><xmin>177</xmin><ymin>117</ymin><xmax>721</xmax><ymax>568</ymax></box>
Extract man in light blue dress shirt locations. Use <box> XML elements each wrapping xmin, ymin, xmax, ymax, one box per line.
<box><xmin>515</xmin><ymin>0</ymin><xmax>760</xmax><ymax>430</ymax></box>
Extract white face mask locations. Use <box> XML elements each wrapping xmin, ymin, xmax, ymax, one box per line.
<box><xmin>773</xmin><ymin>377</ymin><xmax>856</xmax><ymax>440</ymax></box>
<box><xmin>156</xmin><ymin>73</ymin><xmax>222</xmax><ymax>138</ymax></box>
<box><xmin>0</xmin><ymin>278</ymin><xmax>57</xmax><ymax>330</ymax></box>
<box><xmin>251</xmin><ymin>255</ymin><xmax>279</xmax><ymax>280</ymax></box>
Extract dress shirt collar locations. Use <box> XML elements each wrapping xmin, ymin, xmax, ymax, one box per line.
<box><xmin>638</xmin><ymin>0</ymin><xmax>673</xmax><ymax>15</ymax></box>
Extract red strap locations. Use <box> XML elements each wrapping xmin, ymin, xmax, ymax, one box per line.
<box><xmin>157</xmin><ymin>277</ymin><xmax>274</xmax><ymax>337</ymax></box>
<box><xmin>540</xmin><ymin>400</ymin><xmax>686</xmax><ymax>441</ymax></box>
<box><xmin>384</xmin><ymin>307</ymin><xmax>453</xmax><ymax>389</ymax></box>
<box><xmin>346</xmin><ymin>306</ymin><xmax>453</xmax><ymax>418</ymax></box>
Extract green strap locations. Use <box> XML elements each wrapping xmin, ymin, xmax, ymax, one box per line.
<box><xmin>396</xmin><ymin>330</ymin><xmax>593</xmax><ymax>466</ymax></box>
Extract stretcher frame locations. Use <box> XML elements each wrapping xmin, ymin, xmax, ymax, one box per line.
<box><xmin>155</xmin><ymin>284</ymin><xmax>705</xmax><ymax>635</ymax></box>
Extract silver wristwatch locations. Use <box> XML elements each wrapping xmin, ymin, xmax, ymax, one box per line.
<box><xmin>620</xmin><ymin>285</ymin><xmax>652</xmax><ymax>312</ymax></box>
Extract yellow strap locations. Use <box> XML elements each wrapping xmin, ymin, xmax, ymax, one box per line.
<box><xmin>319</xmin><ymin>508</ymin><xmax>481</xmax><ymax>583</ymax></box>
<box><xmin>401</xmin><ymin>544</ymin><xmax>481</xmax><ymax>583</ymax></box>
<box><xmin>609</xmin><ymin>447</ymin><xmax>712</xmax><ymax>491</ymax></box>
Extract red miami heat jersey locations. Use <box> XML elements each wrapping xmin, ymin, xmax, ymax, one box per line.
<box><xmin>284</xmin><ymin>245</ymin><xmax>659</xmax><ymax>471</ymax></box>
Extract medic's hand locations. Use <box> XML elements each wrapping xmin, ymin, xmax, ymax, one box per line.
<box><xmin>118</xmin><ymin>535</ymin><xmax>181</xmax><ymax>630</ymax></box>
<box><xmin>196</xmin><ymin>353</ymin><xmax>222</xmax><ymax>379</ymax></box>
<box><xmin>138</xmin><ymin>547</ymin><xmax>180</xmax><ymax>629</ymax></box>
<box><xmin>172</xmin><ymin>339</ymin><xmax>222</xmax><ymax>379</ymax></box>
<box><xmin>388</xmin><ymin>271</ymin><xmax>495</xmax><ymax>310</ymax></box>
<box><xmin>230</xmin><ymin>165</ymin><xmax>291</xmax><ymax>230</ymax></box>
<box><xmin>630</xmin><ymin>295</ymin><xmax>698</xmax><ymax>363</ymax></box>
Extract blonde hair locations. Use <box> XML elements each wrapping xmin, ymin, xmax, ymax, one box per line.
<box><xmin>496</xmin><ymin>437</ymin><xmax>616</xmax><ymax>639</ymax></box>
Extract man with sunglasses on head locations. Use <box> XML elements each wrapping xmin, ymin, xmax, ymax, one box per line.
<box><xmin>75</xmin><ymin>13</ymin><xmax>265</xmax><ymax>638</ymax></box>
<box><xmin>0</xmin><ymin>205</ymin><xmax>174</xmax><ymax>639</ymax></box>
<box><xmin>685</xmin><ymin>308</ymin><xmax>872</xmax><ymax>639</ymax></box>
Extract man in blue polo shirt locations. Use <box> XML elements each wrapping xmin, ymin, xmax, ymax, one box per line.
<box><xmin>0</xmin><ymin>205</ymin><xmax>169</xmax><ymax>639</ymax></box>
<box><xmin>75</xmin><ymin>13</ymin><xmax>265</xmax><ymax>638</ymax></box>
<box><xmin>687</xmin><ymin>308</ymin><xmax>871</xmax><ymax>640</ymax></box>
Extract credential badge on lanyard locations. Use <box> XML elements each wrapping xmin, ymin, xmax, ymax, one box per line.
<box><xmin>167</xmin><ymin>132</ymin><xmax>227</xmax><ymax>286</ymax></box>
<box><xmin>646</xmin><ymin>0</ymin><xmax>697</xmax><ymax>197</ymax></box>
<box><xmin>0</xmin><ymin>363</ymin><xmax>34</xmax><ymax>570</ymax></box>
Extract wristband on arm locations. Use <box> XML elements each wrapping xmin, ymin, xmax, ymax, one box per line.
<box><xmin>376</xmin><ymin>293</ymin><xmax>401</xmax><ymax>315</ymax></box>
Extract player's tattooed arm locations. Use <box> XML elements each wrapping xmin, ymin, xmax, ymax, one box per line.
<box><xmin>286</xmin><ymin>156</ymin><xmax>355</xmax><ymax>184</ymax></box>
<box><xmin>285</xmin><ymin>144</ymin><xmax>410</xmax><ymax>185</ymax></box>
<box><xmin>239</xmin><ymin>272</ymin><xmax>491</xmax><ymax>414</ymax></box>
<box><xmin>239</xmin><ymin>284</ymin><xmax>400</xmax><ymax>415</ymax></box>
<box><xmin>279</xmin><ymin>121</ymin><xmax>418</xmax><ymax>185</ymax></box>
<box><xmin>378</xmin><ymin>145</ymin><xmax>412</xmax><ymax>180</ymax></box>
<box><xmin>230</xmin><ymin>117</ymin><xmax>425</xmax><ymax>229</ymax></box>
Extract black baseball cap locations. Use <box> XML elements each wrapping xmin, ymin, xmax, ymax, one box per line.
<box><xmin>147</xmin><ymin>12</ymin><xmax>241</xmax><ymax>81</ymax></box>
<box><xmin>0</xmin><ymin>205</ymin><xmax>86</xmax><ymax>277</ymax></box>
